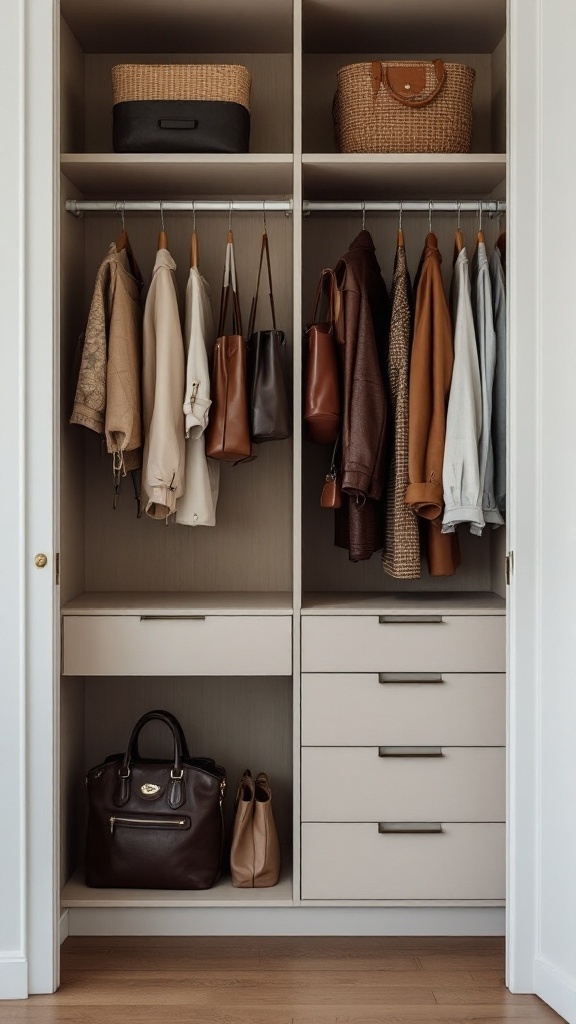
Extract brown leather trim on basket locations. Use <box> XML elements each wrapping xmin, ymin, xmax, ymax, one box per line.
<box><xmin>373</xmin><ymin>59</ymin><xmax>446</xmax><ymax>108</ymax></box>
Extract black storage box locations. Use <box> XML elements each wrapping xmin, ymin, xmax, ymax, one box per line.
<box><xmin>113</xmin><ymin>99</ymin><xmax>251</xmax><ymax>154</ymax></box>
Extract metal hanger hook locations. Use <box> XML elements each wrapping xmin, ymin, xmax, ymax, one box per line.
<box><xmin>457</xmin><ymin>200</ymin><xmax>462</xmax><ymax>231</ymax></box>
<box><xmin>228</xmin><ymin>201</ymin><xmax>233</xmax><ymax>231</ymax></box>
<box><xmin>192</xmin><ymin>200</ymin><xmax>196</xmax><ymax>232</ymax></box>
<box><xmin>478</xmin><ymin>200</ymin><xmax>483</xmax><ymax>233</ymax></box>
<box><xmin>398</xmin><ymin>200</ymin><xmax>403</xmax><ymax>233</ymax></box>
<box><xmin>115</xmin><ymin>200</ymin><xmax>125</xmax><ymax>231</ymax></box>
<box><xmin>362</xmin><ymin>201</ymin><xmax>366</xmax><ymax>231</ymax></box>
<box><xmin>159</xmin><ymin>200</ymin><xmax>165</xmax><ymax>232</ymax></box>
<box><xmin>262</xmin><ymin>200</ymin><xmax>267</xmax><ymax>234</ymax></box>
<box><xmin>428</xmin><ymin>200</ymin><xmax>433</xmax><ymax>234</ymax></box>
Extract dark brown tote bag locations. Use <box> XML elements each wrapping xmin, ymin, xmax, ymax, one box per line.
<box><xmin>85</xmin><ymin>710</ymin><xmax>226</xmax><ymax>890</ymax></box>
<box><xmin>248</xmin><ymin>230</ymin><xmax>291</xmax><ymax>443</ymax></box>
<box><xmin>304</xmin><ymin>268</ymin><xmax>341</xmax><ymax>445</ymax></box>
<box><xmin>206</xmin><ymin>232</ymin><xmax>252</xmax><ymax>461</ymax></box>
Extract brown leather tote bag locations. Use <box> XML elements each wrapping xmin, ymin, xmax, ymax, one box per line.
<box><xmin>304</xmin><ymin>268</ymin><xmax>341</xmax><ymax>444</ymax></box>
<box><xmin>230</xmin><ymin>770</ymin><xmax>281</xmax><ymax>888</ymax></box>
<box><xmin>85</xmin><ymin>709</ymin><xmax>226</xmax><ymax>890</ymax></box>
<box><xmin>248</xmin><ymin>230</ymin><xmax>291</xmax><ymax>443</ymax></box>
<box><xmin>206</xmin><ymin>232</ymin><xmax>252</xmax><ymax>461</ymax></box>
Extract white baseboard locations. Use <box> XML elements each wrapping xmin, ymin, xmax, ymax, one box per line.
<box><xmin>59</xmin><ymin>910</ymin><xmax>69</xmax><ymax>946</ymax></box>
<box><xmin>0</xmin><ymin>957</ymin><xmax>28</xmax><ymax>1000</ymax></box>
<box><xmin>535</xmin><ymin>956</ymin><xmax>576</xmax><ymax>1024</ymax></box>
<box><xmin>67</xmin><ymin>906</ymin><xmax>506</xmax><ymax>937</ymax></box>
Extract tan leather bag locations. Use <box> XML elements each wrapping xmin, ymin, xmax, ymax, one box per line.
<box><xmin>206</xmin><ymin>233</ymin><xmax>252</xmax><ymax>462</ymax></box>
<box><xmin>230</xmin><ymin>770</ymin><xmax>281</xmax><ymax>888</ymax></box>
<box><xmin>304</xmin><ymin>268</ymin><xmax>341</xmax><ymax>445</ymax></box>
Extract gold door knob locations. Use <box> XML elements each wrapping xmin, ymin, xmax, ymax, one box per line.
<box><xmin>34</xmin><ymin>553</ymin><xmax>48</xmax><ymax>569</ymax></box>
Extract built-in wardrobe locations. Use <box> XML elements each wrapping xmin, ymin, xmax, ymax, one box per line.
<box><xmin>57</xmin><ymin>0</ymin><xmax>508</xmax><ymax>938</ymax></box>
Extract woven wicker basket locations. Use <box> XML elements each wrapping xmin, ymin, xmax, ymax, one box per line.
<box><xmin>334</xmin><ymin>60</ymin><xmax>475</xmax><ymax>153</ymax></box>
<box><xmin>112</xmin><ymin>64</ymin><xmax>252</xmax><ymax>111</ymax></box>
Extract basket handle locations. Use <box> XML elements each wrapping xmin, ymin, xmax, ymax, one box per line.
<box><xmin>372</xmin><ymin>60</ymin><xmax>446</xmax><ymax>108</ymax></box>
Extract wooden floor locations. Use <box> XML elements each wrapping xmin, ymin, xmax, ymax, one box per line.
<box><xmin>0</xmin><ymin>937</ymin><xmax>565</xmax><ymax>1024</ymax></box>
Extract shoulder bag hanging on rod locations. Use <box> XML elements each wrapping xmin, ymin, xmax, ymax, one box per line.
<box><xmin>206</xmin><ymin>230</ymin><xmax>252</xmax><ymax>462</ymax></box>
<box><xmin>248</xmin><ymin>230</ymin><xmax>291</xmax><ymax>443</ymax></box>
<box><xmin>304</xmin><ymin>267</ymin><xmax>341</xmax><ymax>445</ymax></box>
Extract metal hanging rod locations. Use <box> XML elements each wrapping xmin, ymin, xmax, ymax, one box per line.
<box><xmin>65</xmin><ymin>200</ymin><xmax>293</xmax><ymax>216</ymax></box>
<box><xmin>303</xmin><ymin>200</ymin><xmax>506</xmax><ymax>214</ymax></box>
<box><xmin>65</xmin><ymin>198</ymin><xmax>506</xmax><ymax>216</ymax></box>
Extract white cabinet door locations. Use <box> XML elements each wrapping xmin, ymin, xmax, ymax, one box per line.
<box><xmin>509</xmin><ymin>1</ymin><xmax>576</xmax><ymax>1017</ymax></box>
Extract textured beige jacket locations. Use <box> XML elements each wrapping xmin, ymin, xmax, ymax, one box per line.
<box><xmin>142</xmin><ymin>249</ymin><xmax>185</xmax><ymax>520</ymax></box>
<box><xmin>70</xmin><ymin>244</ymin><xmax>143</xmax><ymax>474</ymax></box>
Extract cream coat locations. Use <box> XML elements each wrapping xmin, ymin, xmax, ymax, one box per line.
<box><xmin>177</xmin><ymin>268</ymin><xmax>220</xmax><ymax>527</ymax></box>
<box><xmin>142</xmin><ymin>249</ymin><xmax>185</xmax><ymax>520</ymax></box>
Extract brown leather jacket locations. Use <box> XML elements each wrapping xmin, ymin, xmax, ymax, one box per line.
<box><xmin>405</xmin><ymin>233</ymin><xmax>460</xmax><ymax>577</ymax></box>
<box><xmin>333</xmin><ymin>230</ymin><xmax>390</xmax><ymax>561</ymax></box>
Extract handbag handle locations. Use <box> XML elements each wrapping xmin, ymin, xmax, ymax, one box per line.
<box><xmin>310</xmin><ymin>267</ymin><xmax>335</xmax><ymax>324</ymax></box>
<box><xmin>247</xmin><ymin>230</ymin><xmax>277</xmax><ymax>339</ymax></box>
<box><xmin>120</xmin><ymin>709</ymin><xmax>188</xmax><ymax>779</ymax></box>
<box><xmin>372</xmin><ymin>59</ymin><xmax>446</xmax><ymax>108</ymax></box>
<box><xmin>218</xmin><ymin>233</ymin><xmax>243</xmax><ymax>338</ymax></box>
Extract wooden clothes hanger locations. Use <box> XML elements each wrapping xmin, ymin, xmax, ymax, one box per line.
<box><xmin>157</xmin><ymin>201</ymin><xmax>168</xmax><ymax>251</ymax></box>
<box><xmin>190</xmin><ymin>203</ymin><xmax>198</xmax><ymax>269</ymax></box>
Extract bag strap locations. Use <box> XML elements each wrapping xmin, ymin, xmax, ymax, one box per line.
<box><xmin>248</xmin><ymin>231</ymin><xmax>277</xmax><ymax>338</ymax></box>
<box><xmin>372</xmin><ymin>59</ymin><xmax>446</xmax><ymax>108</ymax></box>
<box><xmin>310</xmin><ymin>267</ymin><xmax>335</xmax><ymax>324</ymax></box>
<box><xmin>120</xmin><ymin>709</ymin><xmax>187</xmax><ymax>778</ymax></box>
<box><xmin>218</xmin><ymin>233</ymin><xmax>243</xmax><ymax>337</ymax></box>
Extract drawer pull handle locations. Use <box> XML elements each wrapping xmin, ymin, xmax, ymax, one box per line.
<box><xmin>378</xmin><ymin>673</ymin><xmax>444</xmax><ymax>685</ymax></box>
<box><xmin>139</xmin><ymin>615</ymin><xmax>206</xmax><ymax>621</ymax></box>
<box><xmin>378</xmin><ymin>746</ymin><xmax>443</xmax><ymax>758</ymax></box>
<box><xmin>378</xmin><ymin>615</ymin><xmax>444</xmax><ymax>624</ymax></box>
<box><xmin>378</xmin><ymin>822</ymin><xmax>443</xmax><ymax>834</ymax></box>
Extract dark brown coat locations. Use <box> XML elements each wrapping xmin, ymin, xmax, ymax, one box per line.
<box><xmin>333</xmin><ymin>230</ymin><xmax>390</xmax><ymax>561</ymax></box>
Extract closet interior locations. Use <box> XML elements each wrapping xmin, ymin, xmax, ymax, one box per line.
<box><xmin>58</xmin><ymin>0</ymin><xmax>508</xmax><ymax>932</ymax></box>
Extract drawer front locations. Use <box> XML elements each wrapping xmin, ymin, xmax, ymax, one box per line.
<box><xmin>302</xmin><ymin>673</ymin><xmax>505</xmax><ymax>746</ymax></box>
<box><xmin>302</xmin><ymin>615</ymin><xmax>505</xmax><ymax>673</ymax></box>
<box><xmin>301</xmin><ymin>822</ymin><xmax>505</xmax><ymax>900</ymax></box>
<box><xmin>62</xmin><ymin>615</ymin><xmax>292</xmax><ymax>676</ymax></box>
<box><xmin>302</xmin><ymin>747</ymin><xmax>506</xmax><ymax>822</ymax></box>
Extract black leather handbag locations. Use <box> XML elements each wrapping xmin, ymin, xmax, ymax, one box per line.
<box><xmin>248</xmin><ymin>231</ymin><xmax>291</xmax><ymax>443</ymax></box>
<box><xmin>85</xmin><ymin>710</ymin><xmax>226</xmax><ymax>890</ymax></box>
<box><xmin>113</xmin><ymin>100</ymin><xmax>250</xmax><ymax>153</ymax></box>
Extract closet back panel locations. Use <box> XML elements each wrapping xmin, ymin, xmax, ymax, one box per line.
<box><xmin>82</xmin><ymin>676</ymin><xmax>293</xmax><ymax>854</ymax></box>
<box><xmin>77</xmin><ymin>211</ymin><xmax>293</xmax><ymax>593</ymax></box>
<box><xmin>301</xmin><ymin>211</ymin><xmax>504</xmax><ymax>593</ymax></box>
<box><xmin>303</xmin><ymin>53</ymin><xmax>500</xmax><ymax>155</ymax></box>
<box><xmin>81</xmin><ymin>53</ymin><xmax>293</xmax><ymax>155</ymax></box>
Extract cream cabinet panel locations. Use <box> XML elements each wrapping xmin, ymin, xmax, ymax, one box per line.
<box><xmin>62</xmin><ymin>615</ymin><xmax>292</xmax><ymax>676</ymax></box>
<box><xmin>301</xmin><ymin>615</ymin><xmax>506</xmax><ymax>673</ymax></box>
<box><xmin>302</xmin><ymin>673</ymin><xmax>506</xmax><ymax>746</ymax></box>
<box><xmin>302</xmin><ymin>747</ymin><xmax>506</xmax><ymax>822</ymax></box>
<box><xmin>301</xmin><ymin>822</ymin><xmax>505</xmax><ymax>900</ymax></box>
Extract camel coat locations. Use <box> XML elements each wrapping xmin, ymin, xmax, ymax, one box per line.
<box><xmin>70</xmin><ymin>243</ymin><xmax>143</xmax><ymax>477</ymax></box>
<box><xmin>405</xmin><ymin>233</ymin><xmax>460</xmax><ymax>577</ymax></box>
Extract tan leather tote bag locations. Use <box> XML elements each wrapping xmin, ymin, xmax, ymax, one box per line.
<box><xmin>206</xmin><ymin>231</ymin><xmax>252</xmax><ymax>461</ymax></box>
<box><xmin>230</xmin><ymin>770</ymin><xmax>281</xmax><ymax>888</ymax></box>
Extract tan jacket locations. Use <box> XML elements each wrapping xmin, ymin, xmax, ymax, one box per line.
<box><xmin>70</xmin><ymin>244</ymin><xmax>143</xmax><ymax>474</ymax></box>
<box><xmin>142</xmin><ymin>249</ymin><xmax>185</xmax><ymax>520</ymax></box>
<box><xmin>405</xmin><ymin>233</ymin><xmax>460</xmax><ymax>577</ymax></box>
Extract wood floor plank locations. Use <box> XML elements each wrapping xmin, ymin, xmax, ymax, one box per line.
<box><xmin>418</xmin><ymin>957</ymin><xmax>506</xmax><ymax>972</ymax></box>
<box><xmin>58</xmin><ymin>969</ymin><xmax>477</xmax><ymax>989</ymax></box>
<box><xmin>432</xmin><ymin>989</ymin><xmax>545</xmax><ymax>1006</ymax></box>
<box><xmin>60</xmin><ymin>949</ymin><xmax>423</xmax><ymax>973</ymax></box>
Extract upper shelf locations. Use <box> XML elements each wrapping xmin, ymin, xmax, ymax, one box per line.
<box><xmin>62</xmin><ymin>592</ymin><xmax>294</xmax><ymax>617</ymax></box>
<box><xmin>60</xmin><ymin>0</ymin><xmax>293</xmax><ymax>53</ymax></box>
<box><xmin>303</xmin><ymin>0</ymin><xmax>506</xmax><ymax>53</ymax></box>
<box><xmin>61</xmin><ymin>154</ymin><xmax>294</xmax><ymax>199</ymax></box>
<box><xmin>302</xmin><ymin>154</ymin><xmax>507</xmax><ymax>201</ymax></box>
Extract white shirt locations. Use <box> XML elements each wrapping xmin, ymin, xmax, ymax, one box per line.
<box><xmin>176</xmin><ymin>267</ymin><xmax>220</xmax><ymax>527</ymax></box>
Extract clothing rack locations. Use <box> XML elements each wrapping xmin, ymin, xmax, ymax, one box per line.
<box><xmin>65</xmin><ymin>199</ymin><xmax>506</xmax><ymax>216</ymax></box>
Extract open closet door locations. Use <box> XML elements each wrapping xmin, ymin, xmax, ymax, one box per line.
<box><xmin>508</xmin><ymin>1</ymin><xmax>576</xmax><ymax>1019</ymax></box>
<box><xmin>0</xmin><ymin>0</ymin><xmax>59</xmax><ymax>999</ymax></box>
